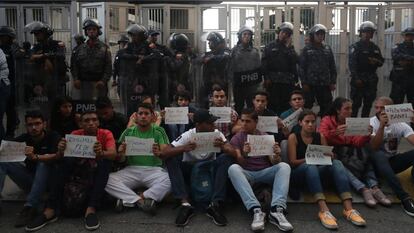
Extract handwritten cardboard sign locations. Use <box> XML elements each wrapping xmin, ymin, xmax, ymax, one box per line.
<box><xmin>125</xmin><ymin>136</ymin><xmax>154</xmax><ymax>156</ymax></box>
<box><xmin>191</xmin><ymin>132</ymin><xmax>221</xmax><ymax>155</ymax></box>
<box><xmin>305</xmin><ymin>144</ymin><xmax>333</xmax><ymax>165</ymax></box>
<box><xmin>344</xmin><ymin>118</ymin><xmax>371</xmax><ymax>136</ymax></box>
<box><xmin>0</xmin><ymin>141</ymin><xmax>27</xmax><ymax>162</ymax></box>
<box><xmin>282</xmin><ymin>108</ymin><xmax>303</xmax><ymax>131</ymax></box>
<box><xmin>64</xmin><ymin>135</ymin><xmax>97</xmax><ymax>159</ymax></box>
<box><xmin>384</xmin><ymin>103</ymin><xmax>413</xmax><ymax>124</ymax></box>
<box><xmin>209</xmin><ymin>107</ymin><xmax>231</xmax><ymax>123</ymax></box>
<box><xmin>257</xmin><ymin>116</ymin><xmax>279</xmax><ymax>133</ymax></box>
<box><xmin>247</xmin><ymin>135</ymin><xmax>275</xmax><ymax>157</ymax></box>
<box><xmin>165</xmin><ymin>107</ymin><xmax>189</xmax><ymax>125</ymax></box>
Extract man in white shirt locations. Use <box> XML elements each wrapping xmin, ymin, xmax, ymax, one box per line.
<box><xmin>369</xmin><ymin>96</ymin><xmax>414</xmax><ymax>216</ymax></box>
<box><xmin>162</xmin><ymin>109</ymin><xmax>237</xmax><ymax>227</ymax></box>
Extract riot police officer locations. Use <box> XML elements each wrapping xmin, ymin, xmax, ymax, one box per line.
<box><xmin>262</xmin><ymin>22</ymin><xmax>299</xmax><ymax>114</ymax></box>
<box><xmin>112</xmin><ymin>34</ymin><xmax>129</xmax><ymax>95</ymax></box>
<box><xmin>349</xmin><ymin>21</ymin><xmax>384</xmax><ymax>117</ymax></box>
<box><xmin>230</xmin><ymin>26</ymin><xmax>262</xmax><ymax>114</ymax></box>
<box><xmin>25</xmin><ymin>21</ymin><xmax>67</xmax><ymax>110</ymax></box>
<box><xmin>71</xmin><ymin>18</ymin><xmax>111</xmax><ymax>100</ymax></box>
<box><xmin>0</xmin><ymin>26</ymin><xmax>25</xmax><ymax>137</ymax></box>
<box><xmin>199</xmin><ymin>32</ymin><xmax>231</xmax><ymax>108</ymax></box>
<box><xmin>167</xmin><ymin>33</ymin><xmax>192</xmax><ymax>104</ymax></box>
<box><xmin>299</xmin><ymin>24</ymin><xmax>337</xmax><ymax>116</ymax></box>
<box><xmin>389</xmin><ymin>27</ymin><xmax>414</xmax><ymax>106</ymax></box>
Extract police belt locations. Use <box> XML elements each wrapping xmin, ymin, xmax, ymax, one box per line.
<box><xmin>233</xmin><ymin>68</ymin><xmax>263</xmax><ymax>87</ymax></box>
<box><xmin>267</xmin><ymin>71</ymin><xmax>295</xmax><ymax>83</ymax></box>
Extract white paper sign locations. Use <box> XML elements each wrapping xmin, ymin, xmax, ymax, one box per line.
<box><xmin>257</xmin><ymin>116</ymin><xmax>279</xmax><ymax>133</ymax></box>
<box><xmin>165</xmin><ymin>107</ymin><xmax>189</xmax><ymax>124</ymax></box>
<box><xmin>64</xmin><ymin>135</ymin><xmax>97</xmax><ymax>158</ymax></box>
<box><xmin>0</xmin><ymin>141</ymin><xmax>27</xmax><ymax>162</ymax></box>
<box><xmin>282</xmin><ymin>108</ymin><xmax>303</xmax><ymax>131</ymax></box>
<box><xmin>305</xmin><ymin>144</ymin><xmax>333</xmax><ymax>165</ymax></box>
<box><xmin>209</xmin><ymin>107</ymin><xmax>232</xmax><ymax>123</ymax></box>
<box><xmin>191</xmin><ymin>132</ymin><xmax>221</xmax><ymax>154</ymax></box>
<box><xmin>384</xmin><ymin>103</ymin><xmax>413</xmax><ymax>124</ymax></box>
<box><xmin>125</xmin><ymin>136</ymin><xmax>154</xmax><ymax>156</ymax></box>
<box><xmin>247</xmin><ymin>135</ymin><xmax>275</xmax><ymax>157</ymax></box>
<box><xmin>344</xmin><ymin>118</ymin><xmax>371</xmax><ymax>136</ymax></box>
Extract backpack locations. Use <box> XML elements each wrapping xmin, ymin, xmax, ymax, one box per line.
<box><xmin>62</xmin><ymin>160</ymin><xmax>94</xmax><ymax>217</ymax></box>
<box><xmin>190</xmin><ymin>160</ymin><xmax>215</xmax><ymax>210</ymax></box>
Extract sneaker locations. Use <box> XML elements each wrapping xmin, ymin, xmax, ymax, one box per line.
<box><xmin>343</xmin><ymin>209</ymin><xmax>366</xmax><ymax>226</ymax></box>
<box><xmin>206</xmin><ymin>202</ymin><xmax>227</xmax><ymax>226</ymax></box>
<box><xmin>401</xmin><ymin>198</ymin><xmax>414</xmax><ymax>217</ymax></box>
<box><xmin>15</xmin><ymin>206</ymin><xmax>37</xmax><ymax>228</ymax></box>
<box><xmin>84</xmin><ymin>213</ymin><xmax>100</xmax><ymax>231</ymax></box>
<box><xmin>318</xmin><ymin>211</ymin><xmax>338</xmax><ymax>230</ymax></box>
<box><xmin>25</xmin><ymin>213</ymin><xmax>58</xmax><ymax>232</ymax></box>
<box><xmin>362</xmin><ymin>189</ymin><xmax>377</xmax><ymax>208</ymax></box>
<box><xmin>269</xmin><ymin>206</ymin><xmax>294</xmax><ymax>232</ymax></box>
<box><xmin>137</xmin><ymin>198</ymin><xmax>157</xmax><ymax>215</ymax></box>
<box><xmin>251</xmin><ymin>208</ymin><xmax>266</xmax><ymax>232</ymax></box>
<box><xmin>372</xmin><ymin>189</ymin><xmax>392</xmax><ymax>207</ymax></box>
<box><xmin>175</xmin><ymin>205</ymin><xmax>195</xmax><ymax>227</ymax></box>
<box><xmin>115</xmin><ymin>199</ymin><xmax>124</xmax><ymax>213</ymax></box>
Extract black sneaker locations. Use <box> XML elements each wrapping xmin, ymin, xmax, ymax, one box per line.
<box><xmin>115</xmin><ymin>199</ymin><xmax>124</xmax><ymax>213</ymax></box>
<box><xmin>137</xmin><ymin>198</ymin><xmax>157</xmax><ymax>215</ymax></box>
<box><xmin>175</xmin><ymin>205</ymin><xmax>195</xmax><ymax>227</ymax></box>
<box><xmin>15</xmin><ymin>206</ymin><xmax>37</xmax><ymax>228</ymax></box>
<box><xmin>84</xmin><ymin>213</ymin><xmax>100</xmax><ymax>231</ymax></box>
<box><xmin>206</xmin><ymin>202</ymin><xmax>227</xmax><ymax>226</ymax></box>
<box><xmin>402</xmin><ymin>198</ymin><xmax>414</xmax><ymax>217</ymax></box>
<box><xmin>25</xmin><ymin>213</ymin><xmax>58</xmax><ymax>232</ymax></box>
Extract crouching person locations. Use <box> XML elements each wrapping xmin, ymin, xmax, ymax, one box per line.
<box><xmin>26</xmin><ymin>111</ymin><xmax>116</xmax><ymax>232</ymax></box>
<box><xmin>0</xmin><ymin>111</ymin><xmax>60</xmax><ymax>228</ymax></box>
<box><xmin>105</xmin><ymin>103</ymin><xmax>171</xmax><ymax>214</ymax></box>
<box><xmin>228</xmin><ymin>108</ymin><xmax>293</xmax><ymax>232</ymax></box>
<box><xmin>162</xmin><ymin>109</ymin><xmax>236</xmax><ymax>227</ymax></box>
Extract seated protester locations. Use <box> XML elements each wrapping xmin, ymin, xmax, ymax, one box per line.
<box><xmin>280</xmin><ymin>90</ymin><xmax>305</xmax><ymax>133</ymax></box>
<box><xmin>26</xmin><ymin>111</ymin><xmax>116</xmax><ymax>232</ymax></box>
<box><xmin>288</xmin><ymin>109</ymin><xmax>366</xmax><ymax>229</ymax></box>
<box><xmin>127</xmin><ymin>95</ymin><xmax>162</xmax><ymax>127</ymax></box>
<box><xmin>228</xmin><ymin>108</ymin><xmax>293</xmax><ymax>232</ymax></box>
<box><xmin>95</xmin><ymin>96</ymin><xmax>128</xmax><ymax>141</ymax></box>
<box><xmin>161</xmin><ymin>109</ymin><xmax>236</xmax><ymax>226</ymax></box>
<box><xmin>105</xmin><ymin>103</ymin><xmax>171</xmax><ymax>214</ymax></box>
<box><xmin>49</xmin><ymin>96</ymin><xmax>79</xmax><ymax>137</ymax></box>
<box><xmin>319</xmin><ymin>97</ymin><xmax>390</xmax><ymax>207</ymax></box>
<box><xmin>210</xmin><ymin>86</ymin><xmax>239</xmax><ymax>139</ymax></box>
<box><xmin>369</xmin><ymin>96</ymin><xmax>414</xmax><ymax>216</ymax></box>
<box><xmin>251</xmin><ymin>91</ymin><xmax>289</xmax><ymax>141</ymax></box>
<box><xmin>0</xmin><ymin>111</ymin><xmax>61</xmax><ymax>228</ymax></box>
<box><xmin>160</xmin><ymin>90</ymin><xmax>196</xmax><ymax>142</ymax></box>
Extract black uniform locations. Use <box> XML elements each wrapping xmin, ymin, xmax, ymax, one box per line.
<box><xmin>349</xmin><ymin>40</ymin><xmax>384</xmax><ymax>117</ymax></box>
<box><xmin>262</xmin><ymin>39</ymin><xmax>298</xmax><ymax>114</ymax></box>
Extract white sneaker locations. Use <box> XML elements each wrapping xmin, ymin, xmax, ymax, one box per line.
<box><xmin>251</xmin><ymin>208</ymin><xmax>266</xmax><ymax>232</ymax></box>
<box><xmin>269</xmin><ymin>207</ymin><xmax>294</xmax><ymax>232</ymax></box>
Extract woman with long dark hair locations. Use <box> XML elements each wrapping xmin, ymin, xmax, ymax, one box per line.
<box><xmin>319</xmin><ymin>97</ymin><xmax>391</xmax><ymax>207</ymax></box>
<box><xmin>49</xmin><ymin>96</ymin><xmax>79</xmax><ymax>136</ymax></box>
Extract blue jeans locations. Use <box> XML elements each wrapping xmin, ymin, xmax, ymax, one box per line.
<box><xmin>0</xmin><ymin>162</ymin><xmax>51</xmax><ymax>207</ymax></box>
<box><xmin>290</xmin><ymin>160</ymin><xmax>352</xmax><ymax>201</ymax></box>
<box><xmin>228</xmin><ymin>162</ymin><xmax>291</xmax><ymax>211</ymax></box>
<box><xmin>345</xmin><ymin>167</ymin><xmax>378</xmax><ymax>191</ymax></box>
<box><xmin>369</xmin><ymin>149</ymin><xmax>414</xmax><ymax>200</ymax></box>
<box><xmin>0</xmin><ymin>82</ymin><xmax>11</xmax><ymax>141</ymax></box>
<box><xmin>165</xmin><ymin>153</ymin><xmax>234</xmax><ymax>203</ymax></box>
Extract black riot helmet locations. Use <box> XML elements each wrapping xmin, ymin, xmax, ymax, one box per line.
<box><xmin>402</xmin><ymin>27</ymin><xmax>414</xmax><ymax>36</ymax></box>
<box><xmin>82</xmin><ymin>18</ymin><xmax>102</xmax><ymax>36</ymax></box>
<box><xmin>118</xmin><ymin>34</ymin><xmax>129</xmax><ymax>44</ymax></box>
<box><xmin>25</xmin><ymin>21</ymin><xmax>53</xmax><ymax>37</ymax></box>
<box><xmin>169</xmin><ymin>33</ymin><xmax>189</xmax><ymax>52</ymax></box>
<box><xmin>126</xmin><ymin>24</ymin><xmax>148</xmax><ymax>41</ymax></box>
<box><xmin>359</xmin><ymin>21</ymin><xmax>376</xmax><ymax>33</ymax></box>
<box><xmin>277</xmin><ymin>22</ymin><xmax>294</xmax><ymax>35</ymax></box>
<box><xmin>73</xmin><ymin>33</ymin><xmax>85</xmax><ymax>42</ymax></box>
<box><xmin>207</xmin><ymin>32</ymin><xmax>225</xmax><ymax>50</ymax></box>
<box><xmin>0</xmin><ymin>26</ymin><xmax>17</xmax><ymax>39</ymax></box>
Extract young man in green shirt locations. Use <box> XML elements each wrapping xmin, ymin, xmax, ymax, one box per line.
<box><xmin>105</xmin><ymin>103</ymin><xmax>171</xmax><ymax>214</ymax></box>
